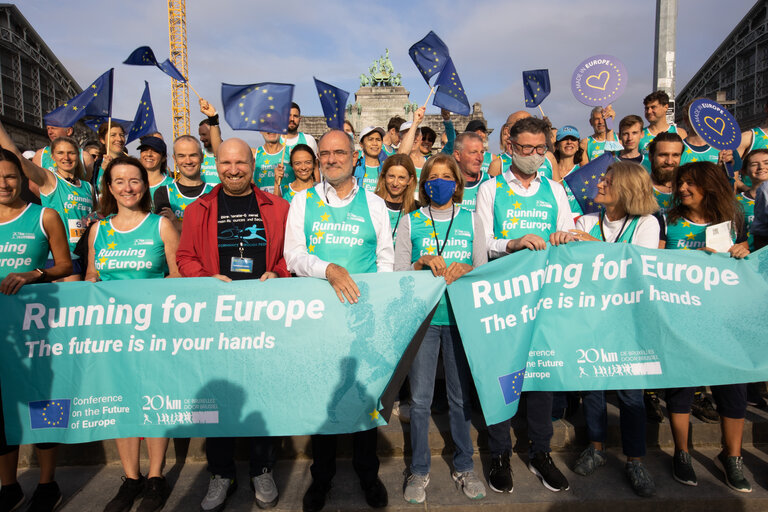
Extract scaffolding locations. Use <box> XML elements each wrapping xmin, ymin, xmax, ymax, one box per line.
<box><xmin>167</xmin><ymin>0</ymin><xmax>189</xmax><ymax>139</ymax></box>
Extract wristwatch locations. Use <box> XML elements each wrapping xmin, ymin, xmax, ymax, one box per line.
<box><xmin>33</xmin><ymin>268</ymin><xmax>47</xmax><ymax>281</ymax></box>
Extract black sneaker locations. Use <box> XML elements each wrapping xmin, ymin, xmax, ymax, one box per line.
<box><xmin>27</xmin><ymin>481</ymin><xmax>62</xmax><ymax>512</ymax></box>
<box><xmin>747</xmin><ymin>383</ymin><xmax>767</xmax><ymax>409</ymax></box>
<box><xmin>361</xmin><ymin>478</ymin><xmax>387</xmax><ymax>509</ymax></box>
<box><xmin>691</xmin><ymin>392</ymin><xmax>719</xmax><ymax>423</ymax></box>
<box><xmin>672</xmin><ymin>450</ymin><xmax>697</xmax><ymax>486</ymax></box>
<box><xmin>103</xmin><ymin>476</ymin><xmax>145</xmax><ymax>512</ymax></box>
<box><xmin>644</xmin><ymin>392</ymin><xmax>664</xmax><ymax>423</ymax></box>
<box><xmin>528</xmin><ymin>452</ymin><xmax>569</xmax><ymax>492</ymax></box>
<box><xmin>302</xmin><ymin>480</ymin><xmax>330</xmax><ymax>512</ymax></box>
<box><xmin>0</xmin><ymin>482</ymin><xmax>24</xmax><ymax>512</ymax></box>
<box><xmin>488</xmin><ymin>454</ymin><xmax>513</xmax><ymax>493</ymax></box>
<box><xmin>136</xmin><ymin>477</ymin><xmax>170</xmax><ymax>512</ymax></box>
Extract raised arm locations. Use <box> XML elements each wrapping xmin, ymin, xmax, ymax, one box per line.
<box><xmin>200</xmin><ymin>98</ymin><xmax>222</xmax><ymax>156</ymax></box>
<box><xmin>0</xmin><ymin>119</ymin><xmax>55</xmax><ymax>190</ymax></box>
<box><xmin>397</xmin><ymin>107</ymin><xmax>425</xmax><ymax>155</ymax></box>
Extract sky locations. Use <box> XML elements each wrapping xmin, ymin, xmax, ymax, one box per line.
<box><xmin>19</xmin><ymin>0</ymin><xmax>757</xmax><ymax>153</ymax></box>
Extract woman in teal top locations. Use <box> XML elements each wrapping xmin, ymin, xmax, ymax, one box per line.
<box><xmin>554</xmin><ymin>126</ymin><xmax>584</xmax><ymax>218</ymax></box>
<box><xmin>660</xmin><ymin>161</ymin><xmax>751</xmax><ymax>492</ymax></box>
<box><xmin>738</xmin><ymin>149</ymin><xmax>768</xmax><ymax>250</ymax></box>
<box><xmin>0</xmin><ymin>148</ymin><xmax>72</xmax><ymax>511</ymax></box>
<box><xmin>284</xmin><ymin>144</ymin><xmax>316</xmax><ymax>203</ymax></box>
<box><xmin>375</xmin><ymin>153</ymin><xmax>418</xmax><ymax>244</ymax></box>
<box><xmin>85</xmin><ymin>156</ymin><xmax>180</xmax><ymax>512</ymax></box>
<box><xmin>394</xmin><ymin>154</ymin><xmax>488</xmax><ymax>503</ymax></box>
<box><xmin>0</xmin><ymin>120</ymin><xmax>92</xmax><ymax>280</ymax></box>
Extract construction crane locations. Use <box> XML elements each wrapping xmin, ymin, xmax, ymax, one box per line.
<box><xmin>168</xmin><ymin>0</ymin><xmax>190</xmax><ymax>140</ymax></box>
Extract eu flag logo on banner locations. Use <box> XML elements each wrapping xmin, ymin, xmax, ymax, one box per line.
<box><xmin>409</xmin><ymin>31</ymin><xmax>450</xmax><ymax>85</ymax></box>
<box><xmin>563</xmin><ymin>151</ymin><xmax>613</xmax><ymax>215</ymax></box>
<box><xmin>221</xmin><ymin>82</ymin><xmax>295</xmax><ymax>134</ymax></box>
<box><xmin>433</xmin><ymin>58</ymin><xmax>470</xmax><ymax>116</ymax></box>
<box><xmin>43</xmin><ymin>69</ymin><xmax>114</xmax><ymax>128</ymax></box>
<box><xmin>124</xmin><ymin>46</ymin><xmax>187</xmax><ymax>83</ymax></box>
<box><xmin>127</xmin><ymin>81</ymin><xmax>158</xmax><ymax>144</ymax></box>
<box><xmin>523</xmin><ymin>69</ymin><xmax>551</xmax><ymax>108</ymax></box>
<box><xmin>29</xmin><ymin>399</ymin><xmax>71</xmax><ymax>429</ymax></box>
<box><xmin>498</xmin><ymin>369</ymin><xmax>526</xmax><ymax>405</ymax></box>
<box><xmin>313</xmin><ymin>78</ymin><xmax>349</xmax><ymax>130</ymax></box>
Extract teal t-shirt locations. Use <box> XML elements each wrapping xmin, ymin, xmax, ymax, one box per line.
<box><xmin>737</xmin><ymin>192</ymin><xmax>756</xmax><ymax>250</ymax></box>
<box><xmin>664</xmin><ymin>216</ymin><xmax>709</xmax><ymax>250</ymax></box>
<box><xmin>461</xmin><ymin>171</ymin><xmax>491</xmax><ymax>212</ymax></box>
<box><xmin>0</xmin><ymin>203</ymin><xmax>49</xmax><ymax>277</ymax></box>
<box><xmin>303</xmin><ymin>189</ymin><xmax>378</xmax><ymax>274</ymax></box>
<box><xmin>481</xmin><ymin>151</ymin><xmax>494</xmax><ymax>174</ymax></box>
<box><xmin>586</xmin><ymin>213</ymin><xmax>640</xmax><ymax>243</ymax></box>
<box><xmin>254</xmin><ymin>145</ymin><xmax>294</xmax><ymax>197</ymax></box>
<box><xmin>640</xmin><ymin>124</ymin><xmax>679</xmax><ymax>155</ymax></box>
<box><xmin>409</xmin><ymin>206</ymin><xmax>474</xmax><ymax>325</ymax></box>
<box><xmin>40</xmin><ymin>171</ymin><xmax>93</xmax><ymax>254</ymax></box>
<box><xmin>93</xmin><ymin>213</ymin><xmax>168</xmax><ymax>280</ymax></box>
<box><xmin>165</xmin><ymin>181</ymin><xmax>215</xmax><ymax>221</ymax></box>
<box><xmin>586</xmin><ymin>133</ymin><xmax>619</xmax><ymax>161</ymax></box>
<box><xmin>653</xmin><ymin>186</ymin><xmax>673</xmax><ymax>213</ymax></box>
<box><xmin>201</xmin><ymin>149</ymin><xmax>220</xmax><ymax>184</ymax></box>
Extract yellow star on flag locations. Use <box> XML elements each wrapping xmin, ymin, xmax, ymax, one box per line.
<box><xmin>369</xmin><ymin>410</ymin><xmax>380</xmax><ymax>421</ymax></box>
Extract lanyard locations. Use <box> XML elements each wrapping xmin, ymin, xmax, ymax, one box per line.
<box><xmin>428</xmin><ymin>204</ymin><xmax>456</xmax><ymax>256</ymax></box>
<box><xmin>599</xmin><ymin>211</ymin><xmax>629</xmax><ymax>244</ymax></box>
<box><xmin>219</xmin><ymin>190</ymin><xmax>255</xmax><ymax>258</ymax></box>
<box><xmin>390</xmin><ymin>203</ymin><xmax>403</xmax><ymax>239</ymax></box>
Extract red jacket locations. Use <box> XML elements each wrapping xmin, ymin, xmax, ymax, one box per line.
<box><xmin>177</xmin><ymin>184</ymin><xmax>290</xmax><ymax>278</ymax></box>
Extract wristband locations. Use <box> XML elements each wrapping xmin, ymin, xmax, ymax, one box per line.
<box><xmin>207</xmin><ymin>114</ymin><xmax>219</xmax><ymax>126</ymax></box>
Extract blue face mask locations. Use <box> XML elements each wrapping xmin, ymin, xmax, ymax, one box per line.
<box><xmin>424</xmin><ymin>178</ymin><xmax>456</xmax><ymax>205</ymax></box>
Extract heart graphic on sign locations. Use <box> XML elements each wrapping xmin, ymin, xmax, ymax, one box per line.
<box><xmin>585</xmin><ymin>71</ymin><xmax>610</xmax><ymax>91</ymax></box>
<box><xmin>703</xmin><ymin>116</ymin><xmax>725</xmax><ymax>136</ymax></box>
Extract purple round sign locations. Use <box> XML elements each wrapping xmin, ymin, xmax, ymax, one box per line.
<box><xmin>688</xmin><ymin>98</ymin><xmax>741</xmax><ymax>151</ymax></box>
<box><xmin>571</xmin><ymin>55</ymin><xmax>628</xmax><ymax>106</ymax></box>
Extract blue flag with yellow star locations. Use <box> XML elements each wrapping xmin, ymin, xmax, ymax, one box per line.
<box><xmin>126</xmin><ymin>81</ymin><xmax>158</xmax><ymax>144</ymax></box>
<box><xmin>124</xmin><ymin>46</ymin><xmax>187</xmax><ymax>83</ymax></box>
<box><xmin>84</xmin><ymin>117</ymin><xmax>131</xmax><ymax>133</ymax></box>
<box><xmin>409</xmin><ymin>31</ymin><xmax>450</xmax><ymax>85</ymax></box>
<box><xmin>523</xmin><ymin>69</ymin><xmax>550</xmax><ymax>108</ymax></box>
<box><xmin>29</xmin><ymin>399</ymin><xmax>71</xmax><ymax>429</ymax></box>
<box><xmin>43</xmin><ymin>69</ymin><xmax>113</xmax><ymax>127</ymax></box>
<box><xmin>432</xmin><ymin>58</ymin><xmax>470</xmax><ymax>116</ymax></box>
<box><xmin>313</xmin><ymin>78</ymin><xmax>349</xmax><ymax>130</ymax></box>
<box><xmin>221</xmin><ymin>82</ymin><xmax>294</xmax><ymax>134</ymax></box>
<box><xmin>498</xmin><ymin>368</ymin><xmax>526</xmax><ymax>405</ymax></box>
<box><xmin>563</xmin><ymin>151</ymin><xmax>613</xmax><ymax>215</ymax></box>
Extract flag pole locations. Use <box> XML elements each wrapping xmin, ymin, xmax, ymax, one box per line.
<box><xmin>537</xmin><ymin>105</ymin><xmax>546</xmax><ymax>118</ymax></box>
<box><xmin>186</xmin><ymin>80</ymin><xmax>202</xmax><ymax>101</ymax></box>
<box><xmin>422</xmin><ymin>86</ymin><xmax>436</xmax><ymax>108</ymax></box>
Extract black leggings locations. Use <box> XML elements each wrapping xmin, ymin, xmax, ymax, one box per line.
<box><xmin>666</xmin><ymin>384</ymin><xmax>747</xmax><ymax>419</ymax></box>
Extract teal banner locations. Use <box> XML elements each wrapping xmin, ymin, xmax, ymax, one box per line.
<box><xmin>448</xmin><ymin>244</ymin><xmax>768</xmax><ymax>426</ymax></box>
<box><xmin>0</xmin><ymin>273</ymin><xmax>444</xmax><ymax>444</ymax></box>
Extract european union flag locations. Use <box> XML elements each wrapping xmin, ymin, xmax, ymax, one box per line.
<box><xmin>409</xmin><ymin>31</ymin><xmax>450</xmax><ymax>85</ymax></box>
<box><xmin>498</xmin><ymin>369</ymin><xmax>526</xmax><ymax>405</ymax></box>
<box><xmin>123</xmin><ymin>46</ymin><xmax>159</xmax><ymax>66</ymax></box>
<box><xmin>29</xmin><ymin>399</ymin><xmax>71</xmax><ymax>429</ymax></box>
<box><xmin>84</xmin><ymin>117</ymin><xmax>131</xmax><ymax>133</ymax></box>
<box><xmin>563</xmin><ymin>151</ymin><xmax>614</xmax><ymax>215</ymax></box>
<box><xmin>124</xmin><ymin>46</ymin><xmax>187</xmax><ymax>83</ymax></box>
<box><xmin>433</xmin><ymin>58</ymin><xmax>470</xmax><ymax>116</ymax></box>
<box><xmin>314</xmin><ymin>78</ymin><xmax>349</xmax><ymax>130</ymax></box>
<box><xmin>126</xmin><ymin>81</ymin><xmax>158</xmax><ymax>144</ymax></box>
<box><xmin>43</xmin><ymin>69</ymin><xmax>113</xmax><ymax>127</ymax></box>
<box><xmin>158</xmin><ymin>59</ymin><xmax>186</xmax><ymax>83</ymax></box>
<box><xmin>523</xmin><ymin>69</ymin><xmax>550</xmax><ymax>108</ymax></box>
<box><xmin>221</xmin><ymin>82</ymin><xmax>294</xmax><ymax>134</ymax></box>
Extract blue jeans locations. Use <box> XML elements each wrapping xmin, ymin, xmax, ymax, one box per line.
<box><xmin>409</xmin><ymin>324</ymin><xmax>474</xmax><ymax>476</ymax></box>
<box><xmin>581</xmin><ymin>389</ymin><xmax>646</xmax><ymax>458</ymax></box>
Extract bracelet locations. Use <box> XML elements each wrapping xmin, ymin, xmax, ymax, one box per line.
<box><xmin>33</xmin><ymin>268</ymin><xmax>47</xmax><ymax>282</ymax></box>
<box><xmin>207</xmin><ymin>114</ymin><xmax>219</xmax><ymax>126</ymax></box>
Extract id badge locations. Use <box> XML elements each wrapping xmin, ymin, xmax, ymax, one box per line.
<box><xmin>230</xmin><ymin>257</ymin><xmax>253</xmax><ymax>273</ymax></box>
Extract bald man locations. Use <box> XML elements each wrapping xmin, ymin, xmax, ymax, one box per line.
<box><xmin>176</xmin><ymin>137</ymin><xmax>290</xmax><ymax>511</ymax></box>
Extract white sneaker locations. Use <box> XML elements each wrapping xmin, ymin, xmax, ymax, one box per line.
<box><xmin>452</xmin><ymin>470</ymin><xmax>486</xmax><ymax>499</ymax></box>
<box><xmin>251</xmin><ymin>469</ymin><xmax>279</xmax><ymax>508</ymax></box>
<box><xmin>403</xmin><ymin>472</ymin><xmax>429</xmax><ymax>503</ymax></box>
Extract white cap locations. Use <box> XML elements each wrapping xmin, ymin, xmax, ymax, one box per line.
<box><xmin>22</xmin><ymin>150</ymin><xmax>35</xmax><ymax>160</ymax></box>
<box><xmin>359</xmin><ymin>126</ymin><xmax>385</xmax><ymax>142</ymax></box>
<box><xmin>399</xmin><ymin>121</ymin><xmax>413</xmax><ymax>132</ymax></box>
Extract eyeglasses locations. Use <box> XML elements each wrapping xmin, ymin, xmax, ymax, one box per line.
<box><xmin>318</xmin><ymin>149</ymin><xmax>350</xmax><ymax>158</ymax></box>
<box><xmin>512</xmin><ymin>142</ymin><xmax>548</xmax><ymax>156</ymax></box>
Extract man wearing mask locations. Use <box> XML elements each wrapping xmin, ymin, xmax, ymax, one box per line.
<box><xmin>475</xmin><ymin>117</ymin><xmax>574</xmax><ymax>495</ymax></box>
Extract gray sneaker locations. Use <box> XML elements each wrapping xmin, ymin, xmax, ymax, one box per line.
<box><xmin>452</xmin><ymin>470</ymin><xmax>486</xmax><ymax>500</ymax></box>
<box><xmin>200</xmin><ymin>475</ymin><xmax>236</xmax><ymax>512</ymax></box>
<box><xmin>403</xmin><ymin>472</ymin><xmax>429</xmax><ymax>504</ymax></box>
<box><xmin>625</xmin><ymin>460</ymin><xmax>656</xmax><ymax>497</ymax></box>
<box><xmin>251</xmin><ymin>469</ymin><xmax>279</xmax><ymax>508</ymax></box>
<box><xmin>573</xmin><ymin>445</ymin><xmax>607</xmax><ymax>476</ymax></box>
